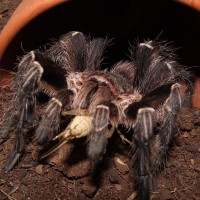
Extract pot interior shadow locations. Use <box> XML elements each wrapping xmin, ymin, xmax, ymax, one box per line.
<box><xmin>1</xmin><ymin>0</ymin><xmax>200</xmax><ymax>76</ymax></box>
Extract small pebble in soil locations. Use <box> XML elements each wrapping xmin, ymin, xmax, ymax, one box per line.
<box><xmin>115</xmin><ymin>184</ymin><xmax>122</xmax><ymax>191</ymax></box>
<box><xmin>182</xmin><ymin>132</ymin><xmax>189</xmax><ymax>138</ymax></box>
<box><xmin>190</xmin><ymin>129</ymin><xmax>198</xmax><ymax>137</ymax></box>
<box><xmin>194</xmin><ymin>167</ymin><xmax>200</xmax><ymax>173</ymax></box>
<box><xmin>35</xmin><ymin>164</ymin><xmax>43</xmax><ymax>175</ymax></box>
<box><xmin>66</xmin><ymin>160</ymin><xmax>90</xmax><ymax>178</ymax></box>
<box><xmin>21</xmin><ymin>164</ymin><xmax>34</xmax><ymax>169</ymax></box>
<box><xmin>82</xmin><ymin>184</ymin><xmax>97</xmax><ymax>197</ymax></box>
<box><xmin>109</xmin><ymin>171</ymin><xmax>120</xmax><ymax>184</ymax></box>
<box><xmin>159</xmin><ymin>189</ymin><xmax>172</xmax><ymax>200</ymax></box>
<box><xmin>190</xmin><ymin>159</ymin><xmax>195</xmax><ymax>165</ymax></box>
<box><xmin>7</xmin><ymin>181</ymin><xmax>14</xmax><ymax>187</ymax></box>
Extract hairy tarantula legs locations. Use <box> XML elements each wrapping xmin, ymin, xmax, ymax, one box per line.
<box><xmin>133</xmin><ymin>108</ymin><xmax>155</xmax><ymax>200</ymax></box>
<box><xmin>151</xmin><ymin>83</ymin><xmax>182</xmax><ymax>191</ymax></box>
<box><xmin>2</xmin><ymin>50</ymin><xmax>69</xmax><ymax>171</ymax></box>
<box><xmin>0</xmin><ymin>52</ymin><xmax>40</xmax><ymax>144</ymax></box>
<box><xmin>2</xmin><ymin>52</ymin><xmax>44</xmax><ymax>172</ymax></box>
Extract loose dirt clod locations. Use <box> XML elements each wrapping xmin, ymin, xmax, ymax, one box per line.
<box><xmin>35</xmin><ymin>165</ymin><xmax>44</xmax><ymax>175</ymax></box>
<box><xmin>159</xmin><ymin>189</ymin><xmax>172</xmax><ymax>200</ymax></box>
<box><xmin>0</xmin><ymin>85</ymin><xmax>200</xmax><ymax>200</ymax></box>
<box><xmin>82</xmin><ymin>185</ymin><xmax>97</xmax><ymax>198</ymax></box>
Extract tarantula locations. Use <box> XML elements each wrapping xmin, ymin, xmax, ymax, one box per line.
<box><xmin>0</xmin><ymin>31</ymin><xmax>193</xmax><ymax>200</ymax></box>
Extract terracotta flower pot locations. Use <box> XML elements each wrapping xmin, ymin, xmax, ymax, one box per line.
<box><xmin>0</xmin><ymin>0</ymin><xmax>66</xmax><ymax>85</ymax></box>
<box><xmin>0</xmin><ymin>0</ymin><xmax>66</xmax><ymax>58</ymax></box>
<box><xmin>193</xmin><ymin>78</ymin><xmax>200</xmax><ymax>108</ymax></box>
<box><xmin>176</xmin><ymin>0</ymin><xmax>200</xmax><ymax>11</ymax></box>
<box><xmin>0</xmin><ymin>0</ymin><xmax>200</xmax><ymax>108</ymax></box>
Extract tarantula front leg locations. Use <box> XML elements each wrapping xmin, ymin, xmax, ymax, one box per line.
<box><xmin>151</xmin><ymin>83</ymin><xmax>182</xmax><ymax>191</ymax></box>
<box><xmin>132</xmin><ymin>108</ymin><xmax>155</xmax><ymax>200</ymax></box>
<box><xmin>35</xmin><ymin>88</ymin><xmax>73</xmax><ymax>145</ymax></box>
<box><xmin>87</xmin><ymin>105</ymin><xmax>110</xmax><ymax>167</ymax></box>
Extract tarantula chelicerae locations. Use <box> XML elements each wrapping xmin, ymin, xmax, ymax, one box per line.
<box><xmin>0</xmin><ymin>31</ymin><xmax>193</xmax><ymax>199</ymax></box>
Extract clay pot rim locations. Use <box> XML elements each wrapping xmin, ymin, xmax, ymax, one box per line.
<box><xmin>0</xmin><ymin>0</ymin><xmax>67</xmax><ymax>59</ymax></box>
<box><xmin>176</xmin><ymin>0</ymin><xmax>200</xmax><ymax>11</ymax></box>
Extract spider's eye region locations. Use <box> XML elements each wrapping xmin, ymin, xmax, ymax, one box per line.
<box><xmin>67</xmin><ymin>72</ymin><xmax>84</xmax><ymax>92</ymax></box>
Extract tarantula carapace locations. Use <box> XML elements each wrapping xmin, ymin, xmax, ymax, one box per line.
<box><xmin>0</xmin><ymin>31</ymin><xmax>193</xmax><ymax>200</ymax></box>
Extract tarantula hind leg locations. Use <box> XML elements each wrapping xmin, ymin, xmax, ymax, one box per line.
<box><xmin>132</xmin><ymin>108</ymin><xmax>155</xmax><ymax>200</ymax></box>
<box><xmin>3</xmin><ymin>57</ymin><xmax>44</xmax><ymax>172</ymax></box>
<box><xmin>151</xmin><ymin>83</ymin><xmax>182</xmax><ymax>192</ymax></box>
<box><xmin>0</xmin><ymin>52</ymin><xmax>42</xmax><ymax>144</ymax></box>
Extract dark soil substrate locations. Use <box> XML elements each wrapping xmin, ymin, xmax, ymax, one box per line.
<box><xmin>0</xmin><ymin>0</ymin><xmax>21</xmax><ymax>31</ymax></box>
<box><xmin>0</xmin><ymin>84</ymin><xmax>200</xmax><ymax>200</ymax></box>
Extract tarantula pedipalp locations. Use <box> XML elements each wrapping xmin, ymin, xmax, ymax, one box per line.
<box><xmin>0</xmin><ymin>31</ymin><xmax>193</xmax><ymax>200</ymax></box>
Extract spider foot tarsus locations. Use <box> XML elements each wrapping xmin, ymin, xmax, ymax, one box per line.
<box><xmin>4</xmin><ymin>126</ymin><xmax>25</xmax><ymax>172</ymax></box>
<box><xmin>4</xmin><ymin>130</ymin><xmax>24</xmax><ymax>172</ymax></box>
<box><xmin>133</xmin><ymin>108</ymin><xmax>155</xmax><ymax>200</ymax></box>
<box><xmin>4</xmin><ymin>106</ymin><xmax>26</xmax><ymax>172</ymax></box>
